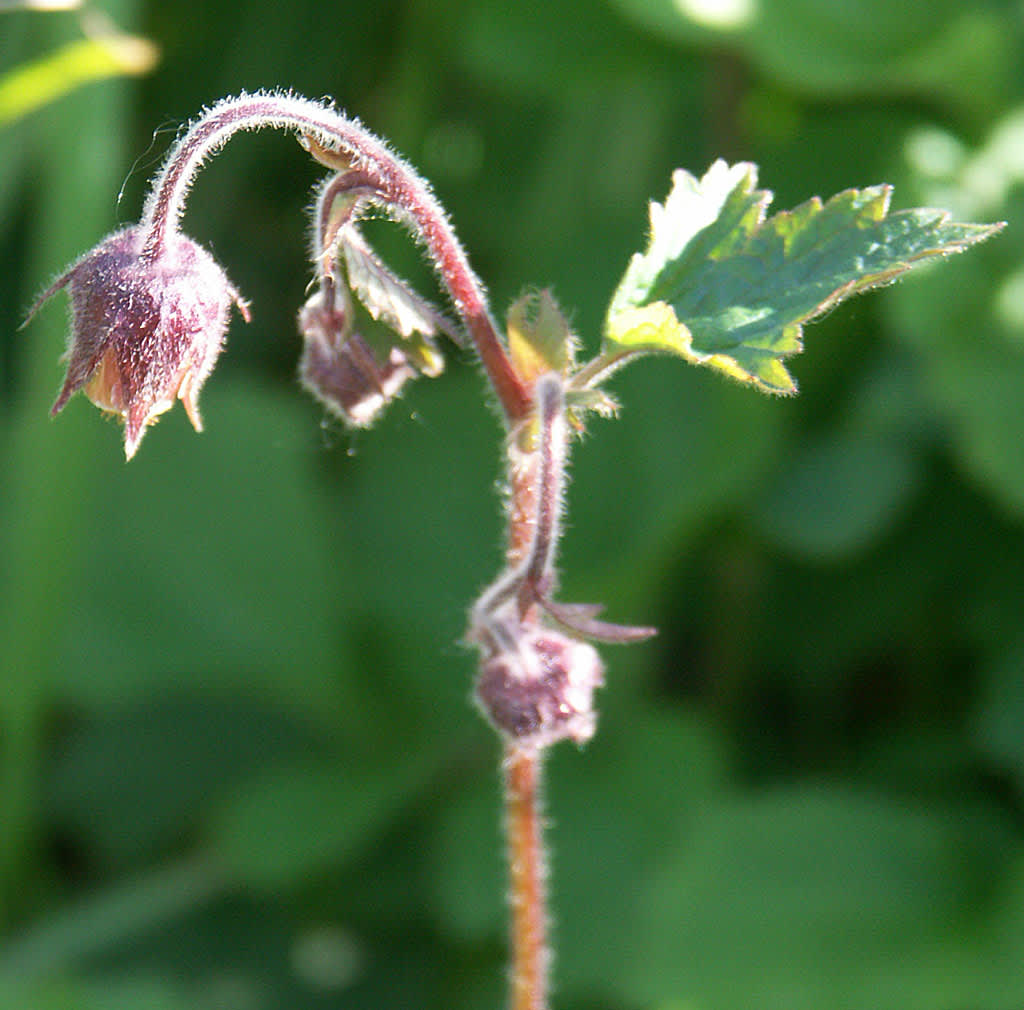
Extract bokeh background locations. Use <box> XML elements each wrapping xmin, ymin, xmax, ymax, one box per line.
<box><xmin>2</xmin><ymin>1</ymin><xmax>1024</xmax><ymax>1008</ymax></box>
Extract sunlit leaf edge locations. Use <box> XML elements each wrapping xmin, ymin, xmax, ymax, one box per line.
<box><xmin>599</xmin><ymin>161</ymin><xmax>1004</xmax><ymax>395</ymax></box>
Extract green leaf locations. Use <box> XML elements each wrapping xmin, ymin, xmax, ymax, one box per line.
<box><xmin>751</xmin><ymin>432</ymin><xmax>922</xmax><ymax>561</ymax></box>
<box><xmin>208</xmin><ymin>758</ymin><xmax>426</xmax><ymax>890</ymax></box>
<box><xmin>0</xmin><ymin>34</ymin><xmax>158</xmax><ymax>128</ymax></box>
<box><xmin>341</xmin><ymin>229</ymin><xmax>451</xmax><ymax>375</ymax></box>
<box><xmin>46</xmin><ymin>699</ymin><xmax>317</xmax><ymax>864</ymax></box>
<box><xmin>625</xmin><ymin>786</ymin><xmax>1007</xmax><ymax>1010</ymax></box>
<box><xmin>506</xmin><ymin>289</ymin><xmax>573</xmax><ymax>383</ymax></box>
<box><xmin>972</xmin><ymin>640</ymin><xmax>1024</xmax><ymax>796</ymax></box>
<box><xmin>601</xmin><ymin>160</ymin><xmax>1002</xmax><ymax>394</ymax></box>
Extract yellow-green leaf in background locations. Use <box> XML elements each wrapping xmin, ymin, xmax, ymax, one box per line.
<box><xmin>0</xmin><ymin>31</ymin><xmax>157</xmax><ymax>128</ymax></box>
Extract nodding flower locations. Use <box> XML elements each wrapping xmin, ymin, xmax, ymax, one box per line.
<box><xmin>475</xmin><ymin>629</ymin><xmax>605</xmax><ymax>749</ymax></box>
<box><xmin>26</xmin><ymin>92</ymin><xmax>525</xmax><ymax>459</ymax></box>
<box><xmin>28</xmin><ymin>225</ymin><xmax>248</xmax><ymax>459</ymax></box>
<box><xmin>297</xmin><ymin>277</ymin><xmax>420</xmax><ymax>428</ymax></box>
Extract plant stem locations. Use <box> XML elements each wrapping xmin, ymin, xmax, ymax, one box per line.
<box><xmin>500</xmin><ymin>431</ymin><xmax>551</xmax><ymax>1010</ymax></box>
<box><xmin>504</xmin><ymin>744</ymin><xmax>548</xmax><ymax>1010</ymax></box>
<box><xmin>140</xmin><ymin>91</ymin><xmax>530</xmax><ymax>422</ymax></box>
<box><xmin>517</xmin><ymin>375</ymin><xmax>566</xmax><ymax>617</ymax></box>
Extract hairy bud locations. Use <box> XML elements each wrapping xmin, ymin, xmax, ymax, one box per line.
<box><xmin>475</xmin><ymin>630</ymin><xmax>604</xmax><ymax>749</ymax></box>
<box><xmin>31</xmin><ymin>225</ymin><xmax>248</xmax><ymax>459</ymax></box>
<box><xmin>298</xmin><ymin>282</ymin><xmax>417</xmax><ymax>427</ymax></box>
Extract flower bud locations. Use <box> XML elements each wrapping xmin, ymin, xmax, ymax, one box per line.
<box><xmin>34</xmin><ymin>225</ymin><xmax>248</xmax><ymax>459</ymax></box>
<box><xmin>475</xmin><ymin>630</ymin><xmax>604</xmax><ymax>749</ymax></box>
<box><xmin>298</xmin><ymin>282</ymin><xmax>416</xmax><ymax>427</ymax></box>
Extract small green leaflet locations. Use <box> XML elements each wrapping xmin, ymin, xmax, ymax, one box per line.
<box><xmin>599</xmin><ymin>160</ymin><xmax>1003</xmax><ymax>395</ymax></box>
<box><xmin>507</xmin><ymin>289</ymin><xmax>574</xmax><ymax>382</ymax></box>
<box><xmin>340</xmin><ymin>228</ymin><xmax>452</xmax><ymax>376</ymax></box>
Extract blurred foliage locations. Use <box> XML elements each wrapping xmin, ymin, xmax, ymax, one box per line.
<box><xmin>1</xmin><ymin>1</ymin><xmax>1023</xmax><ymax>1009</ymax></box>
<box><xmin>0</xmin><ymin>26</ymin><xmax>157</xmax><ymax>128</ymax></box>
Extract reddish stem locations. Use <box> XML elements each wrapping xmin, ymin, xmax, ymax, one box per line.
<box><xmin>501</xmin><ymin>437</ymin><xmax>549</xmax><ymax>1010</ymax></box>
<box><xmin>140</xmin><ymin>92</ymin><xmax>530</xmax><ymax>422</ymax></box>
<box><xmin>505</xmin><ymin>745</ymin><xmax>548</xmax><ymax>1010</ymax></box>
<box><xmin>517</xmin><ymin>375</ymin><xmax>565</xmax><ymax>617</ymax></box>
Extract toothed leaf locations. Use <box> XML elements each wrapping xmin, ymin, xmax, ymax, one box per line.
<box><xmin>340</xmin><ymin>230</ymin><xmax>456</xmax><ymax>376</ymax></box>
<box><xmin>507</xmin><ymin>289</ymin><xmax>573</xmax><ymax>383</ymax></box>
<box><xmin>603</xmin><ymin>160</ymin><xmax>1003</xmax><ymax>394</ymax></box>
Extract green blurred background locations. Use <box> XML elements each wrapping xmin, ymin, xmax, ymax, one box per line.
<box><xmin>2</xmin><ymin>1</ymin><xmax>1024</xmax><ymax>1008</ymax></box>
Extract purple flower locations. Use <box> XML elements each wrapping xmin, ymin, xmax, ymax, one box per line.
<box><xmin>31</xmin><ymin>225</ymin><xmax>248</xmax><ymax>459</ymax></box>
<box><xmin>298</xmin><ymin>280</ymin><xmax>417</xmax><ymax>427</ymax></box>
<box><xmin>475</xmin><ymin>630</ymin><xmax>605</xmax><ymax>748</ymax></box>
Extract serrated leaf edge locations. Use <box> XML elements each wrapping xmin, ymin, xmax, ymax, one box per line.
<box><xmin>599</xmin><ymin>162</ymin><xmax>1004</xmax><ymax>396</ymax></box>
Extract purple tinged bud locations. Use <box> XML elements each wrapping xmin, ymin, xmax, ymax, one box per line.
<box><xmin>31</xmin><ymin>225</ymin><xmax>248</xmax><ymax>459</ymax></box>
<box><xmin>298</xmin><ymin>283</ymin><xmax>417</xmax><ymax>427</ymax></box>
<box><xmin>475</xmin><ymin>630</ymin><xmax>605</xmax><ymax>749</ymax></box>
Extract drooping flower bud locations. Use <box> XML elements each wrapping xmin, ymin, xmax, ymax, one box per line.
<box><xmin>29</xmin><ymin>225</ymin><xmax>248</xmax><ymax>459</ymax></box>
<box><xmin>298</xmin><ymin>280</ymin><xmax>417</xmax><ymax>427</ymax></box>
<box><xmin>475</xmin><ymin>630</ymin><xmax>605</xmax><ymax>749</ymax></box>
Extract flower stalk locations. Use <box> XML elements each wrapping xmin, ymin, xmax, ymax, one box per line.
<box><xmin>473</xmin><ymin>371</ymin><xmax>653</xmax><ymax>1010</ymax></box>
<box><xmin>139</xmin><ymin>92</ymin><xmax>530</xmax><ymax>421</ymax></box>
<box><xmin>505</xmin><ymin>745</ymin><xmax>548</xmax><ymax>1010</ymax></box>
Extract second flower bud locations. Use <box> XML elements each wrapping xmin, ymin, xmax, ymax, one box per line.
<box><xmin>475</xmin><ymin>629</ymin><xmax>604</xmax><ymax>750</ymax></box>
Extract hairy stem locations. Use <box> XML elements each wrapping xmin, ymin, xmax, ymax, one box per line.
<box><xmin>505</xmin><ymin>744</ymin><xmax>548</xmax><ymax>1010</ymax></box>
<box><xmin>500</xmin><ymin>424</ymin><xmax>552</xmax><ymax>1010</ymax></box>
<box><xmin>517</xmin><ymin>374</ymin><xmax>567</xmax><ymax>618</ymax></box>
<box><xmin>140</xmin><ymin>92</ymin><xmax>529</xmax><ymax>421</ymax></box>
